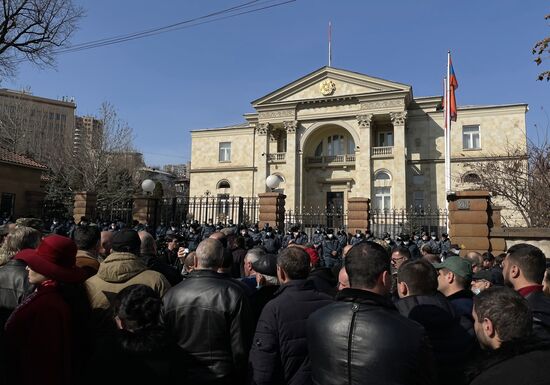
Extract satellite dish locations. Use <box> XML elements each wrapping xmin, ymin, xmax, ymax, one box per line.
<box><xmin>266</xmin><ymin>174</ymin><xmax>283</xmax><ymax>190</ymax></box>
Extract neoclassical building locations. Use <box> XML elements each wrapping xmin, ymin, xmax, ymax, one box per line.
<box><xmin>190</xmin><ymin>66</ymin><xmax>527</xmax><ymax>223</ymax></box>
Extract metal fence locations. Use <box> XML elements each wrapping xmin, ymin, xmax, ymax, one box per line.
<box><xmin>96</xmin><ymin>200</ymin><xmax>134</xmax><ymax>225</ymax></box>
<box><xmin>157</xmin><ymin>196</ymin><xmax>259</xmax><ymax>226</ymax></box>
<box><xmin>284</xmin><ymin>208</ymin><xmax>348</xmax><ymax>239</ymax></box>
<box><xmin>369</xmin><ymin>207</ymin><xmax>448</xmax><ymax>238</ymax></box>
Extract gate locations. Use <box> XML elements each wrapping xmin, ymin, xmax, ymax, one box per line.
<box><xmin>284</xmin><ymin>207</ymin><xmax>348</xmax><ymax>239</ymax></box>
<box><xmin>369</xmin><ymin>207</ymin><xmax>448</xmax><ymax>238</ymax></box>
<box><xmin>157</xmin><ymin>196</ymin><xmax>259</xmax><ymax>226</ymax></box>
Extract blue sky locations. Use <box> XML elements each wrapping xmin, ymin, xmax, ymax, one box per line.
<box><xmin>5</xmin><ymin>0</ymin><xmax>549</xmax><ymax>167</ymax></box>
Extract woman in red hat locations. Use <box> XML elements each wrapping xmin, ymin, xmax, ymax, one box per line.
<box><xmin>3</xmin><ymin>234</ymin><xmax>91</xmax><ymax>385</ymax></box>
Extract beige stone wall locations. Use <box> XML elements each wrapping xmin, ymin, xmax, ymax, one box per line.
<box><xmin>407</xmin><ymin>104</ymin><xmax>527</xmax><ymax>221</ymax></box>
<box><xmin>190</xmin><ymin>126</ymin><xmax>255</xmax><ymax>169</ymax></box>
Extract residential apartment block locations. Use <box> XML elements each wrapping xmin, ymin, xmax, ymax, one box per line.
<box><xmin>0</xmin><ymin>89</ymin><xmax>76</xmax><ymax>167</ymax></box>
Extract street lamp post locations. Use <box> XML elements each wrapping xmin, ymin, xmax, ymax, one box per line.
<box><xmin>141</xmin><ymin>179</ymin><xmax>156</xmax><ymax>229</ymax></box>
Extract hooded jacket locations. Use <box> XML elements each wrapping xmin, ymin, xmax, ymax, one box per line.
<box><xmin>85</xmin><ymin>252</ymin><xmax>171</xmax><ymax>332</ymax></box>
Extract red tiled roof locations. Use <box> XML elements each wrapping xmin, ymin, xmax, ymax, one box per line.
<box><xmin>0</xmin><ymin>147</ymin><xmax>48</xmax><ymax>170</ymax></box>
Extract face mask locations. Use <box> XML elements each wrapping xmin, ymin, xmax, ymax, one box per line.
<box><xmin>432</xmin><ymin>236</ymin><xmax>437</xmax><ymax>240</ymax></box>
<box><xmin>293</xmin><ymin>232</ymin><xmax>298</xmax><ymax>237</ymax></box>
<box><xmin>404</xmin><ymin>241</ymin><xmax>409</xmax><ymax>245</ymax></box>
<box><xmin>266</xmin><ymin>232</ymin><xmax>272</xmax><ymax>236</ymax></box>
<box><xmin>328</xmin><ymin>234</ymin><xmax>333</xmax><ymax>239</ymax></box>
<box><xmin>356</xmin><ymin>234</ymin><xmax>361</xmax><ymax>238</ymax></box>
<box><xmin>241</xmin><ymin>231</ymin><xmax>247</xmax><ymax>235</ymax></box>
<box><xmin>472</xmin><ymin>287</ymin><xmax>481</xmax><ymax>295</ymax></box>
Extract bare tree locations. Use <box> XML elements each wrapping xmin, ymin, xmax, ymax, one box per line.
<box><xmin>533</xmin><ymin>13</ymin><xmax>550</xmax><ymax>82</ymax></box>
<box><xmin>465</xmin><ymin>140</ymin><xmax>550</xmax><ymax>227</ymax></box>
<box><xmin>0</xmin><ymin>0</ymin><xmax>84</xmax><ymax>78</ymax></box>
<box><xmin>46</xmin><ymin>102</ymin><xmax>141</xmax><ymax>213</ymax></box>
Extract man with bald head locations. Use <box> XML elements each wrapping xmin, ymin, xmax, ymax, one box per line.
<box><xmin>98</xmin><ymin>230</ymin><xmax>113</xmax><ymax>261</ymax></box>
<box><xmin>161</xmin><ymin>238</ymin><xmax>253</xmax><ymax>385</ymax></box>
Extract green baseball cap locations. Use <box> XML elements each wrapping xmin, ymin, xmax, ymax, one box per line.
<box><xmin>433</xmin><ymin>256</ymin><xmax>473</xmax><ymax>280</ymax></box>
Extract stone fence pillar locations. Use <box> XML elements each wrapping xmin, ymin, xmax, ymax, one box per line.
<box><xmin>489</xmin><ymin>205</ymin><xmax>506</xmax><ymax>255</ymax></box>
<box><xmin>448</xmin><ymin>190</ymin><xmax>493</xmax><ymax>255</ymax></box>
<box><xmin>133</xmin><ymin>196</ymin><xmax>159</xmax><ymax>228</ymax></box>
<box><xmin>258</xmin><ymin>192</ymin><xmax>286</xmax><ymax>231</ymax></box>
<box><xmin>347</xmin><ymin>197</ymin><xmax>370</xmax><ymax>234</ymax></box>
<box><xmin>73</xmin><ymin>192</ymin><xmax>97</xmax><ymax>223</ymax></box>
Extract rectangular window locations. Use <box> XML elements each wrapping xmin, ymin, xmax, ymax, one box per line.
<box><xmin>219</xmin><ymin>142</ymin><xmax>231</xmax><ymax>162</ymax></box>
<box><xmin>413</xmin><ymin>191</ymin><xmax>424</xmax><ymax>209</ymax></box>
<box><xmin>0</xmin><ymin>193</ymin><xmax>15</xmax><ymax>217</ymax></box>
<box><xmin>378</xmin><ymin>131</ymin><xmax>394</xmax><ymax>147</ymax></box>
<box><xmin>373</xmin><ymin>187</ymin><xmax>391</xmax><ymax>210</ymax></box>
<box><xmin>463</xmin><ymin>125</ymin><xmax>481</xmax><ymax>150</ymax></box>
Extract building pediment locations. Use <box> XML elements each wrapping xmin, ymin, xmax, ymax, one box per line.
<box><xmin>252</xmin><ymin>66</ymin><xmax>412</xmax><ymax>108</ymax></box>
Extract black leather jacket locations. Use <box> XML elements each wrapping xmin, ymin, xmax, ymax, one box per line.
<box><xmin>161</xmin><ymin>269</ymin><xmax>253</xmax><ymax>385</ymax></box>
<box><xmin>0</xmin><ymin>259</ymin><xmax>33</xmax><ymax>329</ymax></box>
<box><xmin>307</xmin><ymin>288</ymin><xmax>435</xmax><ymax>385</ymax></box>
<box><xmin>525</xmin><ymin>289</ymin><xmax>550</xmax><ymax>341</ymax></box>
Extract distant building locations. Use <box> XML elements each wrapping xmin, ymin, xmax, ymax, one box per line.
<box><xmin>163</xmin><ymin>163</ymin><xmax>189</xmax><ymax>178</ymax></box>
<box><xmin>74</xmin><ymin>115</ymin><xmax>102</xmax><ymax>154</ymax></box>
<box><xmin>163</xmin><ymin>163</ymin><xmax>190</xmax><ymax>198</ymax></box>
<box><xmin>0</xmin><ymin>88</ymin><xmax>76</xmax><ymax>167</ymax></box>
<box><xmin>137</xmin><ymin>167</ymin><xmax>177</xmax><ymax>198</ymax></box>
<box><xmin>0</xmin><ymin>147</ymin><xmax>47</xmax><ymax>218</ymax></box>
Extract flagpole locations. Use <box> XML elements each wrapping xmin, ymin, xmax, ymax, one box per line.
<box><xmin>328</xmin><ymin>21</ymin><xmax>332</xmax><ymax>67</ymax></box>
<box><xmin>445</xmin><ymin>51</ymin><xmax>452</xmax><ymax>195</ymax></box>
<box><xmin>445</xmin><ymin>51</ymin><xmax>452</xmax><ymax>234</ymax></box>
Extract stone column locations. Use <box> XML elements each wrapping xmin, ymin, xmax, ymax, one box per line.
<box><xmin>390</xmin><ymin>111</ymin><xmax>407</xmax><ymax>209</ymax></box>
<box><xmin>73</xmin><ymin>191</ymin><xmax>97</xmax><ymax>223</ymax></box>
<box><xmin>258</xmin><ymin>192</ymin><xmax>286</xmax><ymax>231</ymax></box>
<box><xmin>356</xmin><ymin>114</ymin><xmax>373</xmax><ymax>199</ymax></box>
<box><xmin>447</xmin><ymin>190</ymin><xmax>492</xmax><ymax>255</ymax></box>
<box><xmin>254</xmin><ymin>123</ymin><xmax>271</xmax><ymax>196</ymax></box>
<box><xmin>347</xmin><ymin>197</ymin><xmax>370</xmax><ymax>233</ymax></box>
<box><xmin>133</xmin><ymin>195</ymin><xmax>159</xmax><ymax>227</ymax></box>
<box><xmin>284</xmin><ymin>120</ymin><xmax>298</xmax><ymax>211</ymax></box>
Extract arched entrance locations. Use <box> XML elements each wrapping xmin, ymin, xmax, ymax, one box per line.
<box><xmin>299</xmin><ymin>122</ymin><xmax>358</xmax><ymax>229</ymax></box>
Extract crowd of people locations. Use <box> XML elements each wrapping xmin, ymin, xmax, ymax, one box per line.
<box><xmin>0</xmin><ymin>215</ymin><xmax>549</xmax><ymax>385</ymax></box>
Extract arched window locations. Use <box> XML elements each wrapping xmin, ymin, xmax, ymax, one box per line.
<box><xmin>217</xmin><ymin>180</ymin><xmax>230</xmax><ymax>189</ymax></box>
<box><xmin>463</xmin><ymin>173</ymin><xmax>481</xmax><ymax>183</ymax></box>
<box><xmin>375</xmin><ymin>171</ymin><xmax>391</xmax><ymax>181</ymax></box>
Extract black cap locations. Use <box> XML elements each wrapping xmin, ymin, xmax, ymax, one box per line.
<box><xmin>112</xmin><ymin>229</ymin><xmax>141</xmax><ymax>253</ymax></box>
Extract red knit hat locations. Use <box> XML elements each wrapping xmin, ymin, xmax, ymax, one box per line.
<box><xmin>15</xmin><ymin>234</ymin><xmax>87</xmax><ymax>283</ymax></box>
